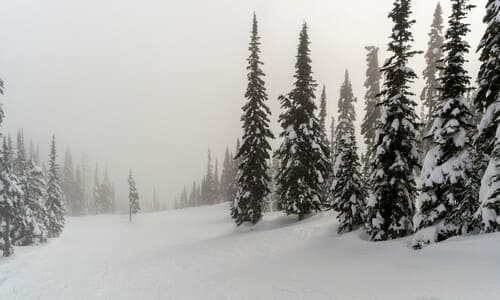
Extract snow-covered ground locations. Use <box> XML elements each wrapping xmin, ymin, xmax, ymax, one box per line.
<box><xmin>0</xmin><ymin>203</ymin><xmax>499</xmax><ymax>300</ymax></box>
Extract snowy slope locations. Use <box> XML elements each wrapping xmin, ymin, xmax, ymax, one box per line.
<box><xmin>0</xmin><ymin>203</ymin><xmax>499</xmax><ymax>300</ymax></box>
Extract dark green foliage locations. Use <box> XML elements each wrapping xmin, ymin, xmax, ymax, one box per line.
<box><xmin>365</xmin><ymin>0</ymin><xmax>421</xmax><ymax>241</ymax></box>
<box><xmin>413</xmin><ymin>0</ymin><xmax>474</xmax><ymax>248</ymax></box>
<box><xmin>45</xmin><ymin>136</ymin><xmax>65</xmax><ymax>238</ymax></box>
<box><xmin>275</xmin><ymin>23</ymin><xmax>331</xmax><ymax>221</ymax></box>
<box><xmin>128</xmin><ymin>170</ymin><xmax>140</xmax><ymax>221</ymax></box>
<box><xmin>231</xmin><ymin>14</ymin><xmax>274</xmax><ymax>225</ymax></box>
<box><xmin>330</xmin><ymin>71</ymin><xmax>367</xmax><ymax>233</ymax></box>
<box><xmin>361</xmin><ymin>46</ymin><xmax>382</xmax><ymax>176</ymax></box>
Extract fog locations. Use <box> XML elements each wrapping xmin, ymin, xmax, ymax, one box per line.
<box><xmin>0</xmin><ymin>0</ymin><xmax>486</xmax><ymax>208</ymax></box>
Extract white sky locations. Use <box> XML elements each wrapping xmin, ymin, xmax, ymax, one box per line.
<box><xmin>0</xmin><ymin>0</ymin><xmax>486</xmax><ymax>208</ymax></box>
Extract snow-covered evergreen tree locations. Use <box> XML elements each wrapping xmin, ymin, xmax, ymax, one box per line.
<box><xmin>45</xmin><ymin>136</ymin><xmax>65</xmax><ymax>238</ymax></box>
<box><xmin>275</xmin><ymin>23</ymin><xmax>331</xmax><ymax>221</ymax></box>
<box><xmin>420</xmin><ymin>2</ymin><xmax>445</xmax><ymax>156</ymax></box>
<box><xmin>128</xmin><ymin>170</ymin><xmax>140</xmax><ymax>221</ymax></box>
<box><xmin>220</xmin><ymin>147</ymin><xmax>234</xmax><ymax>203</ymax></box>
<box><xmin>93</xmin><ymin>163</ymin><xmax>101</xmax><ymax>214</ymax></box>
<box><xmin>0</xmin><ymin>139</ymin><xmax>22</xmax><ymax>257</ymax></box>
<box><xmin>231</xmin><ymin>14</ymin><xmax>274</xmax><ymax>225</ymax></box>
<box><xmin>14</xmin><ymin>159</ymin><xmax>49</xmax><ymax>245</ymax></box>
<box><xmin>99</xmin><ymin>168</ymin><xmax>113</xmax><ymax>213</ymax></box>
<box><xmin>73</xmin><ymin>165</ymin><xmax>85</xmax><ymax>216</ymax></box>
<box><xmin>361</xmin><ymin>46</ymin><xmax>382</xmax><ymax>175</ymax></box>
<box><xmin>413</xmin><ymin>0</ymin><xmax>474</xmax><ymax>248</ymax></box>
<box><xmin>62</xmin><ymin>148</ymin><xmax>75</xmax><ymax>216</ymax></box>
<box><xmin>318</xmin><ymin>85</ymin><xmax>328</xmax><ymax>133</ymax></box>
<box><xmin>330</xmin><ymin>71</ymin><xmax>367</xmax><ymax>233</ymax></box>
<box><xmin>476</xmin><ymin>0</ymin><xmax>500</xmax><ymax>232</ymax></box>
<box><xmin>330</xmin><ymin>116</ymin><xmax>335</xmax><ymax>160</ymax></box>
<box><xmin>365</xmin><ymin>0</ymin><xmax>421</xmax><ymax>241</ymax></box>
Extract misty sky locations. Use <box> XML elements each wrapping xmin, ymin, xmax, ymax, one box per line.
<box><xmin>0</xmin><ymin>0</ymin><xmax>486</xmax><ymax>208</ymax></box>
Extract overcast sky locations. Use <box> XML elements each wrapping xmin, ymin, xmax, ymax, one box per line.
<box><xmin>0</xmin><ymin>0</ymin><xmax>486</xmax><ymax>208</ymax></box>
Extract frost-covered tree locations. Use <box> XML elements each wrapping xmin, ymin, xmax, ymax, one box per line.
<box><xmin>476</xmin><ymin>0</ymin><xmax>500</xmax><ymax>232</ymax></box>
<box><xmin>14</xmin><ymin>159</ymin><xmax>49</xmax><ymax>245</ymax></box>
<box><xmin>330</xmin><ymin>116</ymin><xmax>335</xmax><ymax>158</ymax></box>
<box><xmin>62</xmin><ymin>148</ymin><xmax>75</xmax><ymax>216</ymax></box>
<box><xmin>220</xmin><ymin>147</ymin><xmax>234</xmax><ymax>203</ymax></box>
<box><xmin>99</xmin><ymin>168</ymin><xmax>113</xmax><ymax>213</ymax></box>
<box><xmin>45</xmin><ymin>136</ymin><xmax>65</xmax><ymax>238</ymax></box>
<box><xmin>275</xmin><ymin>23</ymin><xmax>331</xmax><ymax>221</ymax></box>
<box><xmin>330</xmin><ymin>71</ymin><xmax>367</xmax><ymax>233</ymax></box>
<box><xmin>318</xmin><ymin>85</ymin><xmax>328</xmax><ymax>132</ymax></box>
<box><xmin>93</xmin><ymin>164</ymin><xmax>101</xmax><ymax>214</ymax></box>
<box><xmin>14</xmin><ymin>129</ymin><xmax>27</xmax><ymax>177</ymax></box>
<box><xmin>365</xmin><ymin>0</ymin><xmax>421</xmax><ymax>241</ymax></box>
<box><xmin>420</xmin><ymin>2</ymin><xmax>445</xmax><ymax>155</ymax></box>
<box><xmin>73</xmin><ymin>166</ymin><xmax>85</xmax><ymax>216</ymax></box>
<box><xmin>231</xmin><ymin>14</ymin><xmax>274</xmax><ymax>225</ymax></box>
<box><xmin>0</xmin><ymin>139</ymin><xmax>22</xmax><ymax>257</ymax></box>
<box><xmin>361</xmin><ymin>46</ymin><xmax>382</xmax><ymax>175</ymax></box>
<box><xmin>128</xmin><ymin>170</ymin><xmax>140</xmax><ymax>221</ymax></box>
<box><xmin>413</xmin><ymin>0</ymin><xmax>474</xmax><ymax>248</ymax></box>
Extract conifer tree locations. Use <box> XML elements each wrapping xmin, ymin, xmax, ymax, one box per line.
<box><xmin>45</xmin><ymin>136</ymin><xmax>65</xmax><ymax>238</ymax></box>
<box><xmin>365</xmin><ymin>0</ymin><xmax>421</xmax><ymax>241</ymax></box>
<box><xmin>318</xmin><ymin>85</ymin><xmax>328</xmax><ymax>132</ymax></box>
<box><xmin>73</xmin><ymin>166</ymin><xmax>85</xmax><ymax>216</ymax></box>
<box><xmin>220</xmin><ymin>147</ymin><xmax>234</xmax><ymax>203</ymax></box>
<box><xmin>361</xmin><ymin>46</ymin><xmax>382</xmax><ymax>175</ymax></box>
<box><xmin>214</xmin><ymin>158</ymin><xmax>220</xmax><ymax>202</ymax></box>
<box><xmin>15</xmin><ymin>159</ymin><xmax>49</xmax><ymax>245</ymax></box>
<box><xmin>231</xmin><ymin>14</ymin><xmax>274</xmax><ymax>225</ymax></box>
<box><xmin>0</xmin><ymin>139</ymin><xmax>22</xmax><ymax>256</ymax></box>
<box><xmin>330</xmin><ymin>71</ymin><xmax>367</xmax><ymax>233</ymax></box>
<box><xmin>413</xmin><ymin>0</ymin><xmax>474</xmax><ymax>248</ymax></box>
<box><xmin>420</xmin><ymin>2</ymin><xmax>445</xmax><ymax>155</ymax></box>
<box><xmin>14</xmin><ymin>129</ymin><xmax>27</xmax><ymax>177</ymax></box>
<box><xmin>100</xmin><ymin>168</ymin><xmax>113</xmax><ymax>213</ymax></box>
<box><xmin>476</xmin><ymin>0</ymin><xmax>500</xmax><ymax>232</ymax></box>
<box><xmin>128</xmin><ymin>170</ymin><xmax>140</xmax><ymax>221</ymax></box>
<box><xmin>275</xmin><ymin>23</ymin><xmax>331</xmax><ymax>221</ymax></box>
<box><xmin>152</xmin><ymin>186</ymin><xmax>159</xmax><ymax>211</ymax></box>
<box><xmin>330</xmin><ymin>116</ymin><xmax>335</xmax><ymax>159</ymax></box>
<box><xmin>93</xmin><ymin>164</ymin><xmax>101</xmax><ymax>214</ymax></box>
<box><xmin>62</xmin><ymin>148</ymin><xmax>75</xmax><ymax>216</ymax></box>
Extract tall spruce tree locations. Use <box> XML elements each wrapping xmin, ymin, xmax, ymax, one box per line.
<box><xmin>62</xmin><ymin>148</ymin><xmax>75</xmax><ymax>216</ymax></box>
<box><xmin>413</xmin><ymin>0</ymin><xmax>474</xmax><ymax>248</ymax></box>
<box><xmin>100</xmin><ymin>168</ymin><xmax>113</xmax><ymax>213</ymax></box>
<box><xmin>231</xmin><ymin>14</ymin><xmax>274</xmax><ymax>225</ymax></box>
<box><xmin>330</xmin><ymin>116</ymin><xmax>335</xmax><ymax>159</ymax></box>
<box><xmin>93</xmin><ymin>164</ymin><xmax>101</xmax><ymax>214</ymax></box>
<box><xmin>0</xmin><ymin>139</ymin><xmax>22</xmax><ymax>256</ymax></box>
<box><xmin>420</xmin><ymin>2</ymin><xmax>445</xmax><ymax>156</ymax></box>
<box><xmin>17</xmin><ymin>159</ymin><xmax>50</xmax><ymax>245</ymax></box>
<box><xmin>128</xmin><ymin>170</ymin><xmax>140</xmax><ymax>221</ymax></box>
<box><xmin>361</xmin><ymin>46</ymin><xmax>382</xmax><ymax>176</ymax></box>
<box><xmin>318</xmin><ymin>85</ymin><xmax>328</xmax><ymax>132</ymax></box>
<box><xmin>45</xmin><ymin>136</ymin><xmax>65</xmax><ymax>238</ymax></box>
<box><xmin>365</xmin><ymin>0</ymin><xmax>421</xmax><ymax>241</ymax></box>
<box><xmin>220</xmin><ymin>147</ymin><xmax>233</xmax><ymax>203</ymax></box>
<box><xmin>275</xmin><ymin>23</ymin><xmax>331</xmax><ymax>221</ymax></box>
<box><xmin>476</xmin><ymin>0</ymin><xmax>500</xmax><ymax>232</ymax></box>
<box><xmin>330</xmin><ymin>71</ymin><xmax>367</xmax><ymax>233</ymax></box>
